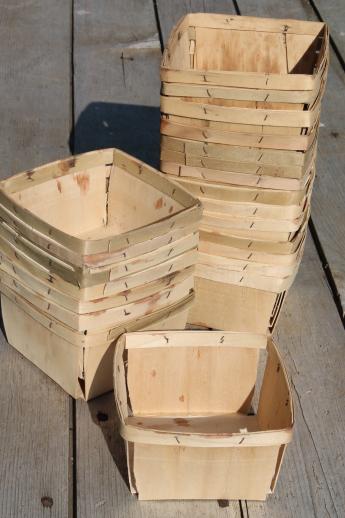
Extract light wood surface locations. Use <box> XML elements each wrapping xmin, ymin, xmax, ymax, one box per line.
<box><xmin>237</xmin><ymin>0</ymin><xmax>345</xmax><ymax>321</ymax></box>
<box><xmin>0</xmin><ymin>1</ymin><xmax>72</xmax><ymax>516</ymax></box>
<box><xmin>73</xmin><ymin>0</ymin><xmax>239</xmax><ymax>514</ymax></box>
<box><xmin>1</xmin><ymin>0</ymin><xmax>344</xmax><ymax>515</ymax></box>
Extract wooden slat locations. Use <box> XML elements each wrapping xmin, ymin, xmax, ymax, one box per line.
<box><xmin>0</xmin><ymin>335</ymin><xmax>71</xmax><ymax>517</ymax></box>
<box><xmin>157</xmin><ymin>2</ymin><xmax>344</xmax><ymax>514</ymax></box>
<box><xmin>0</xmin><ymin>1</ymin><xmax>72</xmax><ymax>516</ymax></box>
<box><xmin>73</xmin><ymin>0</ymin><xmax>162</xmax><ymax>167</ymax></box>
<box><xmin>231</xmin><ymin>4</ymin><xmax>345</xmax><ymax>515</ymax></box>
<box><xmin>238</xmin><ymin>0</ymin><xmax>345</xmax><ymax>322</ymax></box>
<box><xmin>75</xmin><ymin>1</ymin><xmax>240</xmax><ymax>514</ymax></box>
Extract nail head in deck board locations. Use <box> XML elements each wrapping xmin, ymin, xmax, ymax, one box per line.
<box><xmin>0</xmin><ymin>0</ymin><xmax>71</xmax><ymax>516</ymax></box>
<box><xmin>73</xmin><ymin>0</ymin><xmax>162</xmax><ymax>167</ymax></box>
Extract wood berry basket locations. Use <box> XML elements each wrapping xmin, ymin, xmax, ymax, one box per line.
<box><xmin>114</xmin><ymin>330</ymin><xmax>293</xmax><ymax>501</ymax></box>
<box><xmin>159</xmin><ymin>14</ymin><xmax>329</xmax><ymax>332</ymax></box>
<box><xmin>161</xmin><ymin>14</ymin><xmax>329</xmax><ymax>142</ymax></box>
<box><xmin>0</xmin><ymin>149</ymin><xmax>202</xmax><ymax>399</ymax></box>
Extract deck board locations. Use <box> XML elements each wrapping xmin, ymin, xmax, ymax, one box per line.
<box><xmin>237</xmin><ymin>0</ymin><xmax>345</xmax><ymax>321</ymax></box>
<box><xmin>74</xmin><ymin>1</ymin><xmax>237</xmax><ymax>515</ymax></box>
<box><xmin>73</xmin><ymin>0</ymin><xmax>162</xmax><ymax>167</ymax></box>
<box><xmin>312</xmin><ymin>0</ymin><xmax>345</xmax><ymax>64</ymax></box>
<box><xmin>246</xmin><ymin>236</ymin><xmax>345</xmax><ymax>516</ymax></box>
<box><xmin>156</xmin><ymin>2</ymin><xmax>345</xmax><ymax>515</ymax></box>
<box><xmin>0</xmin><ymin>1</ymin><xmax>344</xmax><ymax>516</ymax></box>
<box><xmin>0</xmin><ymin>1</ymin><xmax>72</xmax><ymax>516</ymax></box>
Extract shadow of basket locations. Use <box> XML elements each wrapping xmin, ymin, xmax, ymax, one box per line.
<box><xmin>87</xmin><ymin>391</ymin><xmax>130</xmax><ymax>491</ymax></box>
<box><xmin>70</xmin><ymin>102</ymin><xmax>161</xmax><ymax>168</ymax></box>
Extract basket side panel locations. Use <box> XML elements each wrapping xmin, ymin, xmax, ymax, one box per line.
<box><xmin>133</xmin><ymin>443</ymin><xmax>279</xmax><ymax>500</ymax></box>
<box><xmin>1</xmin><ymin>294</ymin><xmax>82</xmax><ymax>398</ymax></box>
<box><xmin>195</xmin><ymin>28</ymin><xmax>287</xmax><ymax>73</ymax></box>
<box><xmin>188</xmin><ymin>277</ymin><xmax>278</xmax><ymax>333</ymax></box>
<box><xmin>126</xmin><ymin>345</ymin><xmax>259</xmax><ymax>416</ymax></box>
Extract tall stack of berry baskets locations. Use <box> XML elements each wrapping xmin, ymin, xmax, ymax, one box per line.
<box><xmin>160</xmin><ymin>13</ymin><xmax>328</xmax><ymax>333</ymax></box>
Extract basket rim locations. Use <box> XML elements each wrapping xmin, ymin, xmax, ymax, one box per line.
<box><xmin>0</xmin><ymin>148</ymin><xmax>202</xmax><ymax>255</ymax></box>
<box><xmin>161</xmin><ymin>13</ymin><xmax>329</xmax><ymax>87</ymax></box>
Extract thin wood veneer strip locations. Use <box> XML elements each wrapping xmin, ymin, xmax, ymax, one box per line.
<box><xmin>0</xmin><ymin>149</ymin><xmax>202</xmax><ymax>255</ymax></box>
<box><xmin>160</xmin><ymin>159</ymin><xmax>313</xmax><ymax>191</ymax></box>
<box><xmin>199</xmin><ymin>232</ymin><xmax>305</xmax><ymax>266</ymax></box>
<box><xmin>162</xmin><ymin>81</ymin><xmax>321</xmax><ymax>104</ymax></box>
<box><xmin>0</xmin><ymin>267</ymin><xmax>193</xmax><ymax>332</ymax></box>
<box><xmin>169</xmin><ymin>13</ymin><xmax>324</xmax><ymax>36</ymax></box>
<box><xmin>195</xmin><ymin>263</ymin><xmax>296</xmax><ymax>293</ymax></box>
<box><xmin>170</xmin><ymin>174</ymin><xmax>313</xmax><ymax>205</ymax></box>
<box><xmin>0</xmin><ymin>250</ymin><xmax>194</xmax><ymax>314</ymax></box>
<box><xmin>161</xmin><ymin>144</ymin><xmax>316</xmax><ymax>179</ymax></box>
<box><xmin>161</xmin><ymin>134</ymin><xmax>316</xmax><ymax>167</ymax></box>
<box><xmin>124</xmin><ymin>330</ymin><xmax>267</xmax><ymax>349</ymax></box>
<box><xmin>161</xmin><ymin>119</ymin><xmax>315</xmax><ymax>151</ymax></box>
<box><xmin>198</xmin><ymin>252</ymin><xmax>299</xmax><ymax>277</ymax></box>
<box><xmin>120</xmin><ymin>422</ymin><xmax>292</xmax><ymax>448</ymax></box>
<box><xmin>0</xmin><ymin>279</ymin><xmax>195</xmax><ymax>348</ymax></box>
<box><xmin>161</xmin><ymin>96</ymin><xmax>320</xmax><ymax>128</ymax></box>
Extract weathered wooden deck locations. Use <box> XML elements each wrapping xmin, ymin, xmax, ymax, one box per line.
<box><xmin>0</xmin><ymin>1</ymin><xmax>344</xmax><ymax>516</ymax></box>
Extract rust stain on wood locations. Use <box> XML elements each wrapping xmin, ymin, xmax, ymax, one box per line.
<box><xmin>179</xmin><ymin>394</ymin><xmax>185</xmax><ymax>402</ymax></box>
<box><xmin>74</xmin><ymin>172</ymin><xmax>90</xmax><ymax>194</ymax></box>
<box><xmin>155</xmin><ymin>197</ymin><xmax>163</xmax><ymax>209</ymax></box>
<box><xmin>58</xmin><ymin>157</ymin><xmax>76</xmax><ymax>173</ymax></box>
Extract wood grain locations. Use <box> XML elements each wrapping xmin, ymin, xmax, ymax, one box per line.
<box><xmin>238</xmin><ymin>0</ymin><xmax>345</xmax><ymax>322</ymax></box>
<box><xmin>77</xmin><ymin>393</ymin><xmax>242</xmax><ymax>516</ymax></box>
<box><xmin>0</xmin><ymin>0</ymin><xmax>71</xmax><ymax>176</ymax></box>
<box><xmin>73</xmin><ymin>0</ymin><xmax>162</xmax><ymax>167</ymax></box>
<box><xmin>0</xmin><ymin>1</ymin><xmax>72</xmax><ymax>516</ymax></box>
<box><xmin>73</xmin><ymin>1</ymin><xmax>240</xmax><ymax>514</ymax></box>
<box><xmin>74</xmin><ymin>0</ymin><xmax>236</xmax><ymax>514</ymax></box>
<box><xmin>311</xmin><ymin>0</ymin><xmax>345</xmax><ymax>64</ymax></box>
<box><xmin>226</xmin><ymin>2</ymin><xmax>345</xmax><ymax>513</ymax></box>
<box><xmin>245</xmin><ymin>234</ymin><xmax>345</xmax><ymax>516</ymax></box>
<box><xmin>156</xmin><ymin>0</ymin><xmax>236</xmax><ymax>43</ymax></box>
<box><xmin>156</xmin><ymin>2</ymin><xmax>344</xmax><ymax>514</ymax></box>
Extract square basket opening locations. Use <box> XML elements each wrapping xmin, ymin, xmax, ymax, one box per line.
<box><xmin>193</xmin><ymin>26</ymin><xmax>326</xmax><ymax>75</ymax></box>
<box><xmin>165</xmin><ymin>14</ymin><xmax>327</xmax><ymax>75</ymax></box>
<box><xmin>115</xmin><ymin>331</ymin><xmax>293</xmax><ymax>439</ymax></box>
<box><xmin>1</xmin><ymin>149</ymin><xmax>188</xmax><ymax>241</ymax></box>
